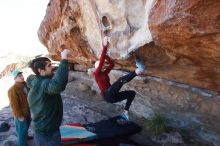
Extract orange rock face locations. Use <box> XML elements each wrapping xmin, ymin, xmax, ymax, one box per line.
<box><xmin>149</xmin><ymin>0</ymin><xmax>220</xmax><ymax>91</ymax></box>
<box><xmin>38</xmin><ymin>0</ymin><xmax>220</xmax><ymax>91</ymax></box>
<box><xmin>38</xmin><ymin>0</ymin><xmax>97</xmax><ymax>68</ymax></box>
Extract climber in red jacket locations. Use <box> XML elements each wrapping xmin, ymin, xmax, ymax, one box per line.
<box><xmin>93</xmin><ymin>36</ymin><xmax>145</xmax><ymax>121</ymax></box>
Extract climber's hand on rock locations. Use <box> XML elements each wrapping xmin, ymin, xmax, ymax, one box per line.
<box><xmin>61</xmin><ymin>49</ymin><xmax>70</xmax><ymax>60</ymax></box>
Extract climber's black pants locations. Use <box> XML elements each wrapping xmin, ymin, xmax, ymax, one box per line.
<box><xmin>103</xmin><ymin>71</ymin><xmax>137</xmax><ymax>111</ymax></box>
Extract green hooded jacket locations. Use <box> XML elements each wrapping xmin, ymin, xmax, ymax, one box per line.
<box><xmin>26</xmin><ymin>60</ymin><xmax>68</xmax><ymax>133</ymax></box>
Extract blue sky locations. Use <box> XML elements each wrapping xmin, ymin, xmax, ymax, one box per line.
<box><xmin>0</xmin><ymin>0</ymin><xmax>49</xmax><ymax>56</ymax></box>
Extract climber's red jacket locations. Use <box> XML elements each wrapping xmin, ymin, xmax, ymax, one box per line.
<box><xmin>93</xmin><ymin>46</ymin><xmax>114</xmax><ymax>96</ymax></box>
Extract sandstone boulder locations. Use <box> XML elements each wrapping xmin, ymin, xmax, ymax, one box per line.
<box><xmin>149</xmin><ymin>0</ymin><xmax>220</xmax><ymax>90</ymax></box>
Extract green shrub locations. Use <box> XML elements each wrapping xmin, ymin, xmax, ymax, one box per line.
<box><xmin>145</xmin><ymin>112</ymin><xmax>167</xmax><ymax>136</ymax></box>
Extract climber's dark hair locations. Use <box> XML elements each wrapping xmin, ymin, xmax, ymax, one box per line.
<box><xmin>29</xmin><ymin>57</ymin><xmax>51</xmax><ymax>75</ymax></box>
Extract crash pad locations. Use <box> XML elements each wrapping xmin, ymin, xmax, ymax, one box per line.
<box><xmin>61</xmin><ymin>116</ymin><xmax>141</xmax><ymax>145</ymax></box>
<box><xmin>84</xmin><ymin>116</ymin><xmax>141</xmax><ymax>139</ymax></box>
<box><xmin>60</xmin><ymin>123</ymin><xmax>97</xmax><ymax>145</ymax></box>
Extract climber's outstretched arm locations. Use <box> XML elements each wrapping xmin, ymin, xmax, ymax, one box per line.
<box><xmin>95</xmin><ymin>37</ymin><xmax>109</xmax><ymax>73</ymax></box>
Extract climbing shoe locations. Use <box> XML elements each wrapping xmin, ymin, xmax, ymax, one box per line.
<box><xmin>120</xmin><ymin>111</ymin><xmax>129</xmax><ymax>121</ymax></box>
<box><xmin>135</xmin><ymin>56</ymin><xmax>145</xmax><ymax>73</ymax></box>
<box><xmin>117</xmin><ymin>112</ymin><xmax>129</xmax><ymax>124</ymax></box>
